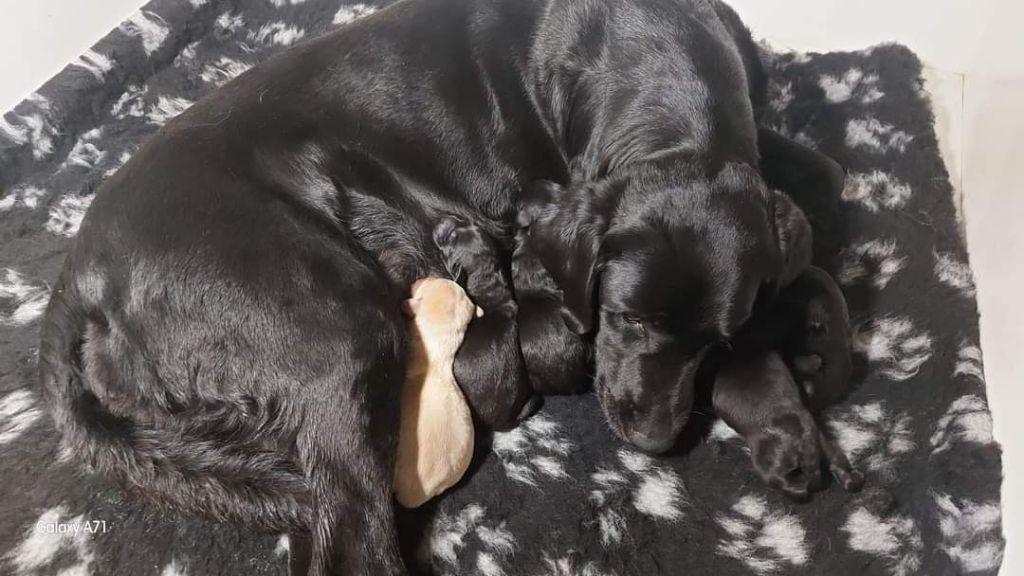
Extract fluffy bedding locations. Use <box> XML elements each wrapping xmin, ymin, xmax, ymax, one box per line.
<box><xmin>0</xmin><ymin>0</ymin><xmax>1005</xmax><ymax>574</ymax></box>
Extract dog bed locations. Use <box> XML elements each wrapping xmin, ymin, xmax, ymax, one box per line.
<box><xmin>0</xmin><ymin>1</ymin><xmax>1005</xmax><ymax>574</ymax></box>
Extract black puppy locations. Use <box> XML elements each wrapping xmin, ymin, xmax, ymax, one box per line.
<box><xmin>777</xmin><ymin>266</ymin><xmax>854</xmax><ymax>412</ymax></box>
<box><xmin>432</xmin><ymin>217</ymin><xmax>539</xmax><ymax>423</ymax></box>
<box><xmin>712</xmin><ymin>265</ymin><xmax>861</xmax><ymax>498</ymax></box>
<box><xmin>712</xmin><ymin>348</ymin><xmax>863</xmax><ymax>499</ymax></box>
<box><xmin>509</xmin><ymin>182</ymin><xmax>593</xmax><ymax>395</ymax></box>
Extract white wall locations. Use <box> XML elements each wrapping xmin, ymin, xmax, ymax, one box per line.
<box><xmin>0</xmin><ymin>0</ymin><xmax>143</xmax><ymax>112</ymax></box>
<box><xmin>730</xmin><ymin>0</ymin><xmax>1015</xmax><ymax>76</ymax></box>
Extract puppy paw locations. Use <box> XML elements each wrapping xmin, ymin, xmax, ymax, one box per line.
<box><xmin>752</xmin><ymin>423</ymin><xmax>823</xmax><ymax>501</ymax></box>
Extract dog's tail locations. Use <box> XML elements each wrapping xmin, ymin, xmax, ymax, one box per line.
<box><xmin>38</xmin><ymin>276</ymin><xmax>310</xmax><ymax>530</ymax></box>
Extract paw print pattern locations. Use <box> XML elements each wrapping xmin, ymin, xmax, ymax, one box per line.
<box><xmin>819</xmin><ymin>68</ymin><xmax>884</xmax><ymax>104</ymax></box>
<box><xmin>0</xmin><ymin>389</ymin><xmax>44</xmax><ymax>447</ymax></box>
<box><xmin>838</xmin><ymin>238</ymin><xmax>907</xmax><ymax>288</ymax></box>
<box><xmin>492</xmin><ymin>415</ymin><xmax>573</xmax><ymax>486</ymax></box>
<box><xmin>842</xmin><ymin>506</ymin><xmax>922</xmax><ymax>576</ymax></box>
<box><xmin>846</xmin><ymin>118</ymin><xmax>913</xmax><ymax>153</ymax></box>
<box><xmin>589</xmin><ymin>449</ymin><xmax>686</xmax><ymax>546</ymax></box>
<box><xmin>930</xmin><ymin>395</ymin><xmax>995</xmax><ymax>455</ymax></box>
<box><xmin>826</xmin><ymin>402</ymin><xmax>915</xmax><ymax>481</ymax></box>
<box><xmin>842</xmin><ymin>172</ymin><xmax>913</xmax><ymax>213</ymax></box>
<box><xmin>0</xmin><ymin>186</ymin><xmax>47</xmax><ymax>211</ymax></box>
<box><xmin>0</xmin><ymin>93</ymin><xmax>59</xmax><ymax>159</ymax></box>
<box><xmin>5</xmin><ymin>505</ymin><xmax>96</xmax><ymax>575</ymax></box>
<box><xmin>0</xmin><ymin>269</ymin><xmax>50</xmax><ymax>326</ymax></box>
<box><xmin>536</xmin><ymin>553</ymin><xmax>615</xmax><ymax>576</ymax></box>
<box><xmin>933</xmin><ymin>251</ymin><xmax>977</xmax><ymax>298</ymax></box>
<box><xmin>852</xmin><ymin>315</ymin><xmax>933</xmax><ymax>381</ymax></box>
<box><xmin>715</xmin><ymin>493</ymin><xmax>809</xmax><ymax>575</ymax></box>
<box><xmin>424</xmin><ymin>504</ymin><xmax>516</xmax><ymax>576</ymax></box>
<box><xmin>954</xmin><ymin>340</ymin><xmax>985</xmax><ymax>382</ymax></box>
<box><xmin>933</xmin><ymin>492</ymin><xmax>1004</xmax><ymax>574</ymax></box>
<box><xmin>45</xmin><ymin>195</ymin><xmax>94</xmax><ymax>238</ymax></box>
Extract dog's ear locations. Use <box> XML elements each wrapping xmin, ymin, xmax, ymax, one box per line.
<box><xmin>770</xmin><ymin>190</ymin><xmax>813</xmax><ymax>287</ymax></box>
<box><xmin>523</xmin><ymin>179</ymin><xmax>616</xmax><ymax>335</ymax></box>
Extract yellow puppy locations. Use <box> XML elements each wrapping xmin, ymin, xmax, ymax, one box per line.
<box><xmin>394</xmin><ymin>278</ymin><xmax>481</xmax><ymax>508</ymax></box>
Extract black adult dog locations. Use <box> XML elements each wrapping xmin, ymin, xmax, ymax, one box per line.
<box><xmin>39</xmin><ymin>0</ymin><xmax>841</xmax><ymax>573</ymax></box>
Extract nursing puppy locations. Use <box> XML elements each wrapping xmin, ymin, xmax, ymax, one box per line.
<box><xmin>394</xmin><ymin>278</ymin><xmax>478</xmax><ymax>509</ymax></box>
<box><xmin>433</xmin><ymin>217</ymin><xmax>540</xmax><ymax>421</ymax></box>
<box><xmin>510</xmin><ymin>185</ymin><xmax>593</xmax><ymax>395</ymax></box>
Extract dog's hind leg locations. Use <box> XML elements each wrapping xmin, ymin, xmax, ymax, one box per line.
<box><xmin>298</xmin><ymin>353</ymin><xmax>407</xmax><ymax>576</ymax></box>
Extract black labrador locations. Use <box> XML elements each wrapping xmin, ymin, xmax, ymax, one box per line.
<box><xmin>38</xmin><ymin>0</ymin><xmax>842</xmax><ymax>572</ymax></box>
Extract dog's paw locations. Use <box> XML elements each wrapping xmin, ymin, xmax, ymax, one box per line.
<box><xmin>751</xmin><ymin>420</ymin><xmax>824</xmax><ymax>501</ymax></box>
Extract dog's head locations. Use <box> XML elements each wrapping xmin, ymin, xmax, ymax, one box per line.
<box><xmin>521</xmin><ymin>163</ymin><xmax>811</xmax><ymax>453</ymax></box>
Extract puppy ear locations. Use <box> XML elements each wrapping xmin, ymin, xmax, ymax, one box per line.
<box><xmin>770</xmin><ymin>190</ymin><xmax>813</xmax><ymax>287</ymax></box>
<box><xmin>524</xmin><ymin>180</ymin><xmax>616</xmax><ymax>335</ymax></box>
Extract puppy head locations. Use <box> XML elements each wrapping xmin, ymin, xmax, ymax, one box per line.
<box><xmin>522</xmin><ymin>164</ymin><xmax>811</xmax><ymax>453</ymax></box>
<box><xmin>432</xmin><ymin>218</ymin><xmax>490</xmax><ymax>286</ymax></box>
<box><xmin>403</xmin><ymin>278</ymin><xmax>479</xmax><ymax>356</ymax></box>
<box><xmin>750</xmin><ymin>412</ymin><xmax>824</xmax><ymax>501</ymax></box>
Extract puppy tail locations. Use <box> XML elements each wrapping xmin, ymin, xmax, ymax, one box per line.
<box><xmin>38</xmin><ymin>277</ymin><xmax>310</xmax><ymax>530</ymax></box>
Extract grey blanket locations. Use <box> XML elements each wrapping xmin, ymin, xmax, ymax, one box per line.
<box><xmin>0</xmin><ymin>1</ymin><xmax>1005</xmax><ymax>575</ymax></box>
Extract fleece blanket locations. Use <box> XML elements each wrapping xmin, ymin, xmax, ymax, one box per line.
<box><xmin>0</xmin><ymin>1</ymin><xmax>1005</xmax><ymax>575</ymax></box>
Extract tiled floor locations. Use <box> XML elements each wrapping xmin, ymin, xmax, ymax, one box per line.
<box><xmin>1</xmin><ymin>1</ymin><xmax>1020</xmax><ymax>573</ymax></box>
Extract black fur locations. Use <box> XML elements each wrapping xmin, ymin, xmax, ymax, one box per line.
<box><xmin>524</xmin><ymin>164</ymin><xmax>815</xmax><ymax>453</ymax></box>
<box><xmin>36</xmin><ymin>0</ymin><xmax>832</xmax><ymax>571</ymax></box>
<box><xmin>710</xmin><ymin>265</ymin><xmax>861</xmax><ymax>499</ymax></box>
<box><xmin>512</xmin><ymin>181</ymin><xmax>592</xmax><ymax>395</ymax></box>
<box><xmin>712</xmin><ymin>348</ymin><xmax>864</xmax><ymax>500</ymax></box>
<box><xmin>433</xmin><ymin>216</ymin><xmax>539</xmax><ymax>426</ymax></box>
<box><xmin>777</xmin><ymin>266</ymin><xmax>854</xmax><ymax>412</ymax></box>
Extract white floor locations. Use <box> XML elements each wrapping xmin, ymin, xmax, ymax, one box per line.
<box><xmin>1</xmin><ymin>1</ymin><xmax>1021</xmax><ymax>573</ymax></box>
